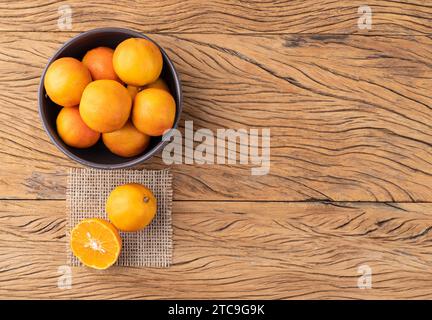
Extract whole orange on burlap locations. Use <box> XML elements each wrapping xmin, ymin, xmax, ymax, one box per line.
<box><xmin>82</xmin><ymin>47</ymin><xmax>121</xmax><ymax>82</ymax></box>
<box><xmin>44</xmin><ymin>57</ymin><xmax>92</xmax><ymax>107</ymax></box>
<box><xmin>113</xmin><ymin>38</ymin><xmax>163</xmax><ymax>86</ymax></box>
<box><xmin>102</xmin><ymin>121</ymin><xmax>150</xmax><ymax>157</ymax></box>
<box><xmin>56</xmin><ymin>106</ymin><xmax>100</xmax><ymax>148</ymax></box>
<box><xmin>79</xmin><ymin>80</ymin><xmax>132</xmax><ymax>133</ymax></box>
<box><xmin>70</xmin><ymin>218</ymin><xmax>122</xmax><ymax>270</ymax></box>
<box><xmin>132</xmin><ymin>88</ymin><xmax>176</xmax><ymax>136</ymax></box>
<box><xmin>106</xmin><ymin>183</ymin><xmax>157</xmax><ymax>232</ymax></box>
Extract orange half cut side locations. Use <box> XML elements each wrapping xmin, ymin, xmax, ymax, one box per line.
<box><xmin>70</xmin><ymin>218</ymin><xmax>122</xmax><ymax>270</ymax></box>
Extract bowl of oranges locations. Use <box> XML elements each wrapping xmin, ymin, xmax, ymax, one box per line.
<box><xmin>38</xmin><ymin>28</ymin><xmax>182</xmax><ymax>169</ymax></box>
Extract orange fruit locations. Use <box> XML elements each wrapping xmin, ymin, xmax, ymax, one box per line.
<box><xmin>127</xmin><ymin>79</ymin><xmax>169</xmax><ymax>100</ymax></box>
<box><xmin>106</xmin><ymin>183</ymin><xmax>157</xmax><ymax>232</ymax></box>
<box><xmin>144</xmin><ymin>78</ymin><xmax>169</xmax><ymax>92</ymax></box>
<box><xmin>102</xmin><ymin>121</ymin><xmax>150</xmax><ymax>157</ymax></box>
<box><xmin>82</xmin><ymin>47</ymin><xmax>121</xmax><ymax>82</ymax></box>
<box><xmin>56</xmin><ymin>106</ymin><xmax>100</xmax><ymax>148</ymax></box>
<box><xmin>44</xmin><ymin>57</ymin><xmax>92</xmax><ymax>107</ymax></box>
<box><xmin>113</xmin><ymin>38</ymin><xmax>163</xmax><ymax>86</ymax></box>
<box><xmin>132</xmin><ymin>88</ymin><xmax>176</xmax><ymax>136</ymax></box>
<box><xmin>79</xmin><ymin>80</ymin><xmax>132</xmax><ymax>133</ymax></box>
<box><xmin>126</xmin><ymin>85</ymin><xmax>141</xmax><ymax>100</ymax></box>
<box><xmin>70</xmin><ymin>218</ymin><xmax>122</xmax><ymax>270</ymax></box>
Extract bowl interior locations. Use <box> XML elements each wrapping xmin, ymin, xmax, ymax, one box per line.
<box><xmin>39</xmin><ymin>28</ymin><xmax>181</xmax><ymax>168</ymax></box>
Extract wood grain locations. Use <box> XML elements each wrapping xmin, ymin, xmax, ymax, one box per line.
<box><xmin>1</xmin><ymin>200</ymin><xmax>432</xmax><ymax>299</ymax></box>
<box><xmin>0</xmin><ymin>33</ymin><xmax>431</xmax><ymax>201</ymax></box>
<box><xmin>1</xmin><ymin>1</ymin><xmax>432</xmax><ymax>300</ymax></box>
<box><xmin>0</xmin><ymin>0</ymin><xmax>431</xmax><ymax>35</ymax></box>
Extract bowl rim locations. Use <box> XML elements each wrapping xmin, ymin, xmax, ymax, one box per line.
<box><xmin>38</xmin><ymin>27</ymin><xmax>182</xmax><ymax>169</ymax></box>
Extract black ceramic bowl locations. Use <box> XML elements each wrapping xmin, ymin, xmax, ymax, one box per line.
<box><xmin>38</xmin><ymin>28</ymin><xmax>182</xmax><ymax>169</ymax></box>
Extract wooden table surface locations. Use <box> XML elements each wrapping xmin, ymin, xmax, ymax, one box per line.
<box><xmin>0</xmin><ymin>0</ymin><xmax>432</xmax><ymax>299</ymax></box>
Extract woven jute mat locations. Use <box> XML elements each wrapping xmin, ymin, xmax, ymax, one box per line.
<box><xmin>66</xmin><ymin>168</ymin><xmax>172</xmax><ymax>268</ymax></box>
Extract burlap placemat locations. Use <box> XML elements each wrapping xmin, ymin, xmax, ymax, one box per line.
<box><xmin>66</xmin><ymin>168</ymin><xmax>172</xmax><ymax>267</ymax></box>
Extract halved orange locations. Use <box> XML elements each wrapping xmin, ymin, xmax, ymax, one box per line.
<box><xmin>70</xmin><ymin>218</ymin><xmax>122</xmax><ymax>270</ymax></box>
